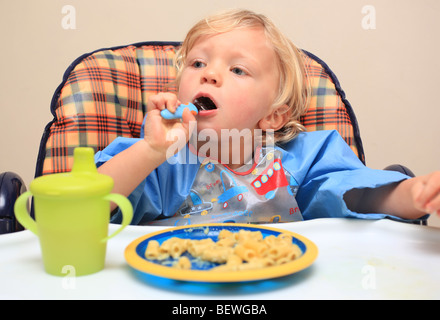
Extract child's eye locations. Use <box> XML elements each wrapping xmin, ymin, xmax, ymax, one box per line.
<box><xmin>231</xmin><ymin>67</ymin><xmax>247</xmax><ymax>76</ymax></box>
<box><xmin>192</xmin><ymin>60</ymin><xmax>206</xmax><ymax>68</ymax></box>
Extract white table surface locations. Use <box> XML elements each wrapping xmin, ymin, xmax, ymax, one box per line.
<box><xmin>1</xmin><ymin>218</ymin><xmax>439</xmax><ymax>300</ymax></box>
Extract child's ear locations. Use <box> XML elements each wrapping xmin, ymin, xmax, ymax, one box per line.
<box><xmin>258</xmin><ymin>104</ymin><xmax>291</xmax><ymax>131</ymax></box>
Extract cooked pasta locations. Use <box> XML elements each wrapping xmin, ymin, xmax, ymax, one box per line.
<box><xmin>175</xmin><ymin>256</ymin><xmax>191</xmax><ymax>269</ymax></box>
<box><xmin>144</xmin><ymin>229</ymin><xmax>302</xmax><ymax>271</ymax></box>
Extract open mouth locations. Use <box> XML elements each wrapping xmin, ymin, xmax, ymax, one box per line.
<box><xmin>193</xmin><ymin>96</ymin><xmax>217</xmax><ymax>112</ymax></box>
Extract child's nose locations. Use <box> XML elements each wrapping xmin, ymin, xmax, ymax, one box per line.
<box><xmin>202</xmin><ymin>68</ymin><xmax>221</xmax><ymax>86</ymax></box>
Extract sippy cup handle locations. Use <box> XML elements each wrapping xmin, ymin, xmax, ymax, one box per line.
<box><xmin>14</xmin><ymin>191</ymin><xmax>133</xmax><ymax>241</ymax></box>
<box><xmin>14</xmin><ymin>191</ymin><xmax>38</xmax><ymax>235</ymax></box>
<box><xmin>101</xmin><ymin>193</ymin><xmax>133</xmax><ymax>242</ymax></box>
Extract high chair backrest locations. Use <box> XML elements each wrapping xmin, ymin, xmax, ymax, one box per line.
<box><xmin>35</xmin><ymin>41</ymin><xmax>365</xmax><ymax>177</ymax></box>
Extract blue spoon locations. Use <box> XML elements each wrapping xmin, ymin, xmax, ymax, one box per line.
<box><xmin>160</xmin><ymin>103</ymin><xmax>198</xmax><ymax>120</ymax></box>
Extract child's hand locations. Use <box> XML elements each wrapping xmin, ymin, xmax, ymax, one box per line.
<box><xmin>411</xmin><ymin>171</ymin><xmax>440</xmax><ymax>216</ymax></box>
<box><xmin>144</xmin><ymin>92</ymin><xmax>196</xmax><ymax>159</ymax></box>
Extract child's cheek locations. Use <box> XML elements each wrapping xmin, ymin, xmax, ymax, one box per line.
<box><xmin>177</xmin><ymin>83</ymin><xmax>192</xmax><ymax>103</ymax></box>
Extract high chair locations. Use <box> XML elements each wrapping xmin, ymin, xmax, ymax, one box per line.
<box><xmin>1</xmin><ymin>41</ymin><xmax>424</xmax><ymax>234</ymax></box>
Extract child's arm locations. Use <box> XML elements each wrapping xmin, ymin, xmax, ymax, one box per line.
<box><xmin>98</xmin><ymin>93</ymin><xmax>196</xmax><ymax>208</ymax></box>
<box><xmin>345</xmin><ymin>171</ymin><xmax>440</xmax><ymax>220</ymax></box>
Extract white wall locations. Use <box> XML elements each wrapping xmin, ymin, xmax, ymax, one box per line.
<box><xmin>1</xmin><ymin>0</ymin><xmax>439</xmax><ymax>226</ymax></box>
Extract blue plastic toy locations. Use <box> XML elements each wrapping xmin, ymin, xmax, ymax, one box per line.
<box><xmin>160</xmin><ymin>103</ymin><xmax>198</xmax><ymax>120</ymax></box>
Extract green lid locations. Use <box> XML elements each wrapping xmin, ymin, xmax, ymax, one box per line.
<box><xmin>30</xmin><ymin>148</ymin><xmax>113</xmax><ymax>198</ymax></box>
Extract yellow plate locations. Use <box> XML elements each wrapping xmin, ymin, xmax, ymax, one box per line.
<box><xmin>124</xmin><ymin>223</ymin><xmax>318</xmax><ymax>283</ymax></box>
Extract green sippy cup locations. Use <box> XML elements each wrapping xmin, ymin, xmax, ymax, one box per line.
<box><xmin>14</xmin><ymin>147</ymin><xmax>133</xmax><ymax>276</ymax></box>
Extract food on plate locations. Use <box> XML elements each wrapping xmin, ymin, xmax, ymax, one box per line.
<box><xmin>144</xmin><ymin>229</ymin><xmax>302</xmax><ymax>271</ymax></box>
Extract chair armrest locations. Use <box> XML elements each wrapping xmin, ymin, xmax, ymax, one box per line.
<box><xmin>0</xmin><ymin>172</ymin><xmax>27</xmax><ymax>234</ymax></box>
<box><xmin>384</xmin><ymin>164</ymin><xmax>415</xmax><ymax>177</ymax></box>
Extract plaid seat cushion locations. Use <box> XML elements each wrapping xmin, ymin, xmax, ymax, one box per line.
<box><xmin>301</xmin><ymin>51</ymin><xmax>364</xmax><ymax>162</ymax></box>
<box><xmin>35</xmin><ymin>41</ymin><xmax>364</xmax><ymax>177</ymax></box>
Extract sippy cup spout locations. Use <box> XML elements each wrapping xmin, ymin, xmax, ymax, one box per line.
<box><xmin>71</xmin><ymin>148</ymin><xmax>98</xmax><ymax>174</ymax></box>
<box><xmin>27</xmin><ymin>147</ymin><xmax>113</xmax><ymax>197</ymax></box>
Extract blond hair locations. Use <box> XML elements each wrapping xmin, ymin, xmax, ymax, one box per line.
<box><xmin>175</xmin><ymin>9</ymin><xmax>310</xmax><ymax>143</ymax></box>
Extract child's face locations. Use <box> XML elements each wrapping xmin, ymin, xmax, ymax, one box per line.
<box><xmin>178</xmin><ymin>27</ymin><xmax>280</xmax><ymax>137</ymax></box>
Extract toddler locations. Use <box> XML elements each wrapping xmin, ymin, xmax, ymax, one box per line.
<box><xmin>96</xmin><ymin>9</ymin><xmax>439</xmax><ymax>226</ymax></box>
